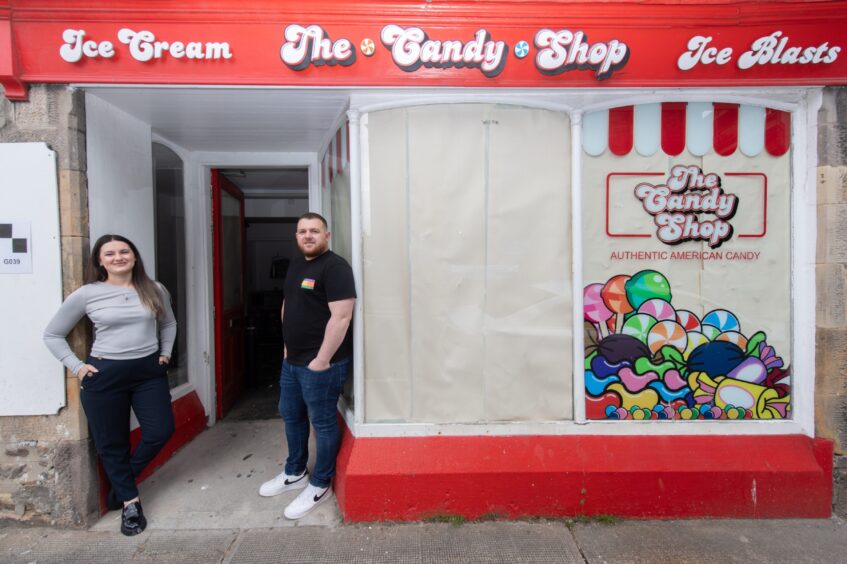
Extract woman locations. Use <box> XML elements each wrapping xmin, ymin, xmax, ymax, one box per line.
<box><xmin>44</xmin><ymin>234</ymin><xmax>176</xmax><ymax>536</ymax></box>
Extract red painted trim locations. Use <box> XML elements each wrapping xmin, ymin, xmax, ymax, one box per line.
<box><xmin>345</xmin><ymin>120</ymin><xmax>350</xmax><ymax>168</ymax></box>
<box><xmin>605</xmin><ymin>172</ymin><xmax>662</xmax><ymax>238</ymax></box>
<box><xmin>661</xmin><ymin>102</ymin><xmax>686</xmax><ymax>156</ymax></box>
<box><xmin>608</xmin><ymin>106</ymin><xmax>633</xmax><ymax>156</ymax></box>
<box><xmin>0</xmin><ymin>18</ymin><xmax>27</xmax><ymax>100</ymax></box>
<box><xmin>725</xmin><ymin>172</ymin><xmax>767</xmax><ymax>237</ymax></box>
<box><xmin>713</xmin><ymin>102</ymin><xmax>738</xmax><ymax>156</ymax></box>
<box><xmin>335</xmin><ymin>127</ymin><xmax>343</xmax><ymax>177</ymax></box>
<box><xmin>336</xmin><ymin>428</ymin><xmax>834</xmax><ymax>521</ymax></box>
<box><xmin>98</xmin><ymin>391</ymin><xmax>207</xmax><ymax>514</ymax></box>
<box><xmin>765</xmin><ymin>108</ymin><xmax>791</xmax><ymax>156</ymax></box>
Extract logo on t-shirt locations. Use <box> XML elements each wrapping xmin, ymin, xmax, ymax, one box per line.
<box><xmin>301</xmin><ymin>278</ymin><xmax>316</xmax><ymax>290</ymax></box>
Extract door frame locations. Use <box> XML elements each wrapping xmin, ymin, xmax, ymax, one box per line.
<box><xmin>187</xmin><ymin>152</ymin><xmax>321</xmax><ymax>426</ymax></box>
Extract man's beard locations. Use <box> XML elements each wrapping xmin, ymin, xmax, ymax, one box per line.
<box><xmin>299</xmin><ymin>240</ymin><xmax>328</xmax><ymax>258</ymax></box>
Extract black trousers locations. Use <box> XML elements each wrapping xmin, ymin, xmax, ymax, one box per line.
<box><xmin>80</xmin><ymin>352</ymin><xmax>174</xmax><ymax>502</ymax></box>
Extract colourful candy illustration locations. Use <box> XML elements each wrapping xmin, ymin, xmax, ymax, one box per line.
<box><xmin>584</xmin><ymin>269</ymin><xmax>790</xmax><ymax>420</ymax></box>
<box><xmin>625</xmin><ymin>270</ymin><xmax>671</xmax><ymax>309</ymax></box>
<box><xmin>601</xmin><ymin>274</ymin><xmax>632</xmax><ymax>333</ymax></box>
<box><xmin>584</xmin><ymin>283</ymin><xmax>614</xmax><ymax>338</ymax></box>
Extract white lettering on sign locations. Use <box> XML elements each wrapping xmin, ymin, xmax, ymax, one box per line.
<box><xmin>117</xmin><ymin>29</ymin><xmax>232</xmax><ymax>62</ymax></box>
<box><xmin>738</xmin><ymin>31</ymin><xmax>840</xmax><ymax>69</ymax></box>
<box><xmin>59</xmin><ymin>28</ymin><xmax>233</xmax><ymax>63</ymax></box>
<box><xmin>633</xmin><ymin>165</ymin><xmax>739</xmax><ymax>248</ymax></box>
<box><xmin>533</xmin><ymin>29</ymin><xmax>629</xmax><ymax>80</ymax></box>
<box><xmin>380</xmin><ymin>25</ymin><xmax>507</xmax><ymax>77</ymax></box>
<box><xmin>59</xmin><ymin>30</ymin><xmax>115</xmax><ymax>62</ymax></box>
<box><xmin>677</xmin><ymin>36</ymin><xmax>733</xmax><ymax>70</ymax></box>
<box><xmin>280</xmin><ymin>25</ymin><xmax>355</xmax><ymax>70</ymax></box>
<box><xmin>678</xmin><ymin>31</ymin><xmax>841</xmax><ymax>71</ymax></box>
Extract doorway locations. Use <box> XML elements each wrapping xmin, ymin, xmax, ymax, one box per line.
<box><xmin>212</xmin><ymin>167</ymin><xmax>310</xmax><ymax>420</ymax></box>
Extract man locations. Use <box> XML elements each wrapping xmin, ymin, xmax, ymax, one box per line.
<box><xmin>258</xmin><ymin>212</ymin><xmax>356</xmax><ymax>520</ymax></box>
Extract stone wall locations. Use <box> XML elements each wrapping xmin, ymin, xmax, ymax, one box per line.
<box><xmin>817</xmin><ymin>86</ymin><xmax>847</xmax><ymax>517</ymax></box>
<box><xmin>0</xmin><ymin>84</ymin><xmax>97</xmax><ymax>526</ymax></box>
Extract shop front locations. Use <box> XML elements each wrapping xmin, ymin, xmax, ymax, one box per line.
<box><xmin>1</xmin><ymin>0</ymin><xmax>845</xmax><ymax>524</ymax></box>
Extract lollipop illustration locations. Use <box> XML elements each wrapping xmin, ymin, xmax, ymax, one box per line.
<box><xmin>625</xmin><ymin>270</ymin><xmax>672</xmax><ymax>310</ymax></box>
<box><xmin>584</xmin><ymin>283</ymin><xmax>613</xmax><ymax>338</ymax></box>
<box><xmin>601</xmin><ymin>274</ymin><xmax>632</xmax><ymax>334</ymax></box>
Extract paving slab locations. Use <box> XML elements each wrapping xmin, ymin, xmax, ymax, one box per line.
<box><xmin>126</xmin><ymin>529</ymin><xmax>239</xmax><ymax>563</ymax></box>
<box><xmin>571</xmin><ymin>518</ymin><xmax>847</xmax><ymax>564</ymax></box>
<box><xmin>0</xmin><ymin>527</ymin><xmax>144</xmax><ymax>564</ymax></box>
<box><xmin>227</xmin><ymin>522</ymin><xmax>583</xmax><ymax>564</ymax></box>
<box><xmin>0</xmin><ymin>527</ymin><xmax>240</xmax><ymax>564</ymax></box>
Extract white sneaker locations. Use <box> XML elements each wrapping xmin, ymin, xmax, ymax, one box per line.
<box><xmin>259</xmin><ymin>469</ymin><xmax>309</xmax><ymax>497</ymax></box>
<box><xmin>283</xmin><ymin>484</ymin><xmax>333</xmax><ymax>519</ymax></box>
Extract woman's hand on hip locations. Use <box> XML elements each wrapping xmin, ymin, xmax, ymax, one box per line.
<box><xmin>158</xmin><ymin>355</ymin><xmax>170</xmax><ymax>365</ymax></box>
<box><xmin>77</xmin><ymin>364</ymin><xmax>99</xmax><ymax>379</ymax></box>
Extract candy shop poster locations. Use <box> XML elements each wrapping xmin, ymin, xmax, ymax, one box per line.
<box><xmin>581</xmin><ymin>104</ymin><xmax>791</xmax><ymax>421</ymax></box>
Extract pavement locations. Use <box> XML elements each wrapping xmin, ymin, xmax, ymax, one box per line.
<box><xmin>1</xmin><ymin>516</ymin><xmax>845</xmax><ymax>563</ymax></box>
<box><xmin>2</xmin><ymin>397</ymin><xmax>845</xmax><ymax>563</ymax></box>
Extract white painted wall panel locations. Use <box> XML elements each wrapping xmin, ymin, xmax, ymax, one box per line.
<box><xmin>0</xmin><ymin>143</ymin><xmax>65</xmax><ymax>415</ymax></box>
<box><xmin>86</xmin><ymin>94</ymin><xmax>155</xmax><ymax>275</ymax></box>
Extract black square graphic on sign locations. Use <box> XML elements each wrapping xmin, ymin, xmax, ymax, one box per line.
<box><xmin>12</xmin><ymin>238</ymin><xmax>27</xmax><ymax>253</ymax></box>
<box><xmin>0</xmin><ymin>224</ymin><xmax>11</xmax><ymax>238</ymax></box>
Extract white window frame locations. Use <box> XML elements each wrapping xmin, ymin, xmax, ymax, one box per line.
<box><xmin>343</xmin><ymin>87</ymin><xmax>820</xmax><ymax>439</ymax></box>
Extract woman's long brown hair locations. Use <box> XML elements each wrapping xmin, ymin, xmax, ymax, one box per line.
<box><xmin>85</xmin><ymin>234</ymin><xmax>166</xmax><ymax>319</ymax></box>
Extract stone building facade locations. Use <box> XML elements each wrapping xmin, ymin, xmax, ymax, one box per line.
<box><xmin>817</xmin><ymin>87</ymin><xmax>847</xmax><ymax>517</ymax></box>
<box><xmin>0</xmin><ymin>84</ymin><xmax>98</xmax><ymax>526</ymax></box>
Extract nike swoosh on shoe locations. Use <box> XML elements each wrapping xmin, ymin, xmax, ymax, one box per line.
<box><xmin>313</xmin><ymin>489</ymin><xmax>329</xmax><ymax>502</ymax></box>
<box><xmin>284</xmin><ymin>475</ymin><xmax>306</xmax><ymax>486</ymax></box>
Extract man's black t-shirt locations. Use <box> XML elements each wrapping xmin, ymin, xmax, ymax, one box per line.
<box><xmin>282</xmin><ymin>250</ymin><xmax>356</xmax><ymax>366</ymax></box>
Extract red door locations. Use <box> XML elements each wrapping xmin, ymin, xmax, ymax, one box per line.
<box><xmin>212</xmin><ymin>170</ymin><xmax>246</xmax><ymax>418</ymax></box>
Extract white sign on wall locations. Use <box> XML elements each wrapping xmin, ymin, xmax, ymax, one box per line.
<box><xmin>0</xmin><ymin>220</ymin><xmax>33</xmax><ymax>273</ymax></box>
<box><xmin>0</xmin><ymin>143</ymin><xmax>65</xmax><ymax>415</ymax></box>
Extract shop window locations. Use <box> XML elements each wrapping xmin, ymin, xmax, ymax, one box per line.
<box><xmin>322</xmin><ymin>121</ymin><xmax>353</xmax><ymax>263</ymax></box>
<box><xmin>363</xmin><ymin>104</ymin><xmax>573</xmax><ymax>423</ymax></box>
<box><xmin>153</xmin><ymin>143</ymin><xmax>189</xmax><ymax>389</ymax></box>
<box><xmin>581</xmin><ymin>103</ymin><xmax>791</xmax><ymax>422</ymax></box>
<box><xmin>321</xmin><ymin>121</ymin><xmax>354</xmax><ymax>404</ymax></box>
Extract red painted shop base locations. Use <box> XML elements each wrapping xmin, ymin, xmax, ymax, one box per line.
<box><xmin>334</xmin><ymin>425</ymin><xmax>833</xmax><ymax>521</ymax></box>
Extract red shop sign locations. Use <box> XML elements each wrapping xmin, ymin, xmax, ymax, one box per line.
<box><xmin>2</xmin><ymin>0</ymin><xmax>847</xmax><ymax>100</ymax></box>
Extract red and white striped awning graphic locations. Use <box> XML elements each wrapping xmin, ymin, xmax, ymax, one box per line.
<box><xmin>582</xmin><ymin>103</ymin><xmax>790</xmax><ymax>158</ymax></box>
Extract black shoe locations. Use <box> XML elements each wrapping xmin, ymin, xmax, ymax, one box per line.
<box><xmin>120</xmin><ymin>501</ymin><xmax>147</xmax><ymax>536</ymax></box>
<box><xmin>106</xmin><ymin>488</ymin><xmax>122</xmax><ymax>511</ymax></box>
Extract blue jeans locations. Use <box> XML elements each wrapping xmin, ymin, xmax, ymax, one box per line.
<box><xmin>279</xmin><ymin>358</ymin><xmax>350</xmax><ymax>488</ymax></box>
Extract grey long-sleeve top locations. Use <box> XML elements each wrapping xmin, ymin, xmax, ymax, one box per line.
<box><xmin>43</xmin><ymin>281</ymin><xmax>177</xmax><ymax>374</ymax></box>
